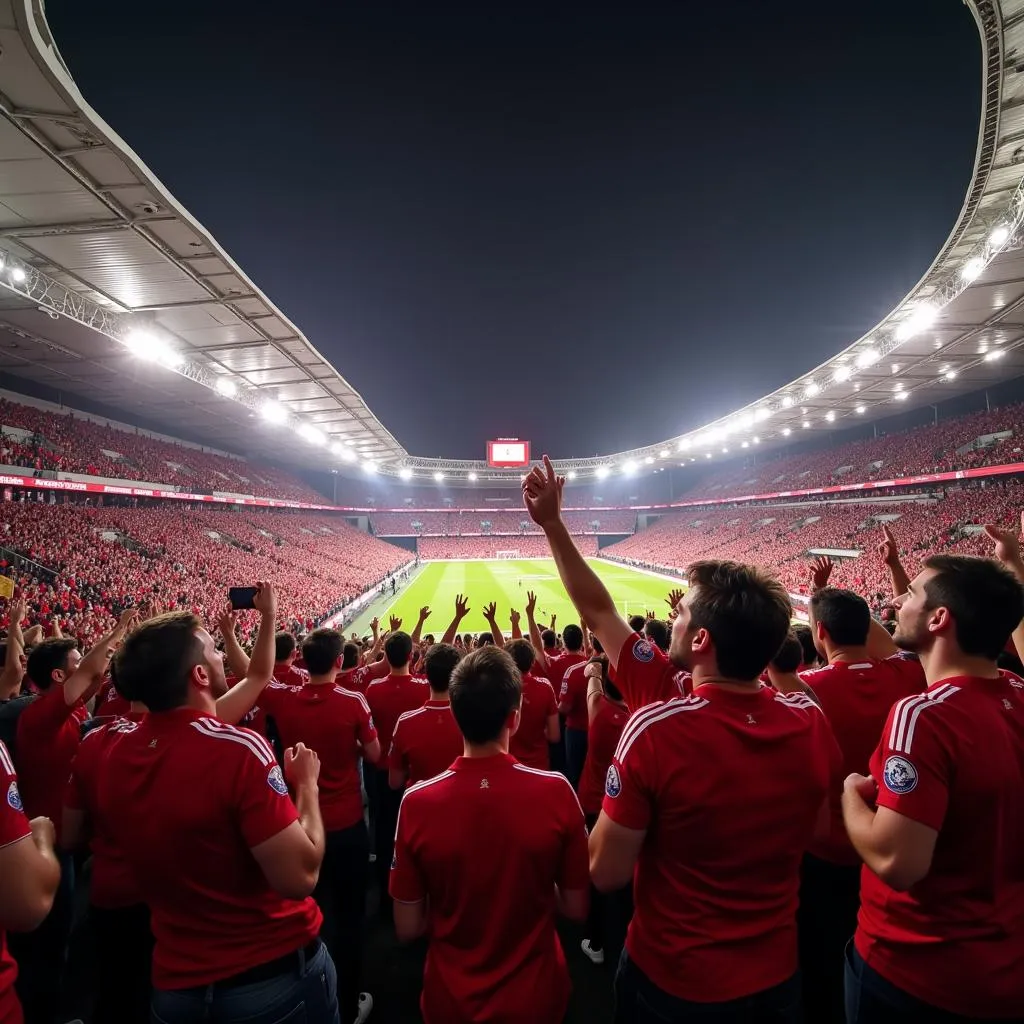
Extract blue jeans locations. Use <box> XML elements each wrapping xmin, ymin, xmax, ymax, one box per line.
<box><xmin>151</xmin><ymin>940</ymin><xmax>340</xmax><ymax>1024</ymax></box>
<box><xmin>843</xmin><ymin>941</ymin><xmax>1021</xmax><ymax>1023</ymax></box>
<box><xmin>615</xmin><ymin>950</ymin><xmax>802</xmax><ymax>1023</ymax></box>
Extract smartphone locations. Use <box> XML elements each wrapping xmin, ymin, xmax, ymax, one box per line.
<box><xmin>228</xmin><ymin>586</ymin><xmax>258</xmax><ymax>610</ymax></box>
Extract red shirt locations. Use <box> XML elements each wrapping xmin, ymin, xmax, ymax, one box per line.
<box><xmin>855</xmin><ymin>675</ymin><xmax>1024</xmax><ymax>1017</ymax></box>
<box><xmin>509</xmin><ymin>672</ymin><xmax>558</xmax><ymax>770</ymax></box>
<box><xmin>273</xmin><ymin>664</ymin><xmax>308</xmax><ymax>687</ymax></box>
<box><xmin>366</xmin><ymin>673</ymin><xmax>428</xmax><ymax>757</ymax></box>
<box><xmin>389</xmin><ymin>700</ymin><xmax>462</xmax><ymax>786</ymax></box>
<box><xmin>15</xmin><ymin>685</ymin><xmax>88</xmax><ymax>842</ymax></box>
<box><xmin>801</xmin><ymin>653</ymin><xmax>925</xmax><ymax>864</ymax></box>
<box><xmin>64</xmin><ymin>717</ymin><xmax>144</xmax><ymax>908</ymax></box>
<box><xmin>558</xmin><ymin>662</ymin><xmax>589</xmax><ymax>731</ymax></box>
<box><xmin>0</xmin><ymin>741</ymin><xmax>30</xmax><ymax>1024</ymax></box>
<box><xmin>95</xmin><ymin>708</ymin><xmax>321</xmax><ymax>989</ymax></box>
<box><xmin>578</xmin><ymin>696</ymin><xmax>628</xmax><ymax>815</ymax></box>
<box><xmin>390</xmin><ymin>754</ymin><xmax>589</xmax><ymax>1024</ymax></box>
<box><xmin>96</xmin><ymin>678</ymin><xmax>132</xmax><ymax>719</ymax></box>
<box><xmin>613</xmin><ymin>633</ymin><xmax>692</xmax><ymax>711</ymax></box>
<box><xmin>338</xmin><ymin>658</ymin><xmax>389</xmax><ymax>695</ymax></box>
<box><xmin>260</xmin><ymin>682</ymin><xmax>377</xmax><ymax>831</ymax></box>
<box><xmin>603</xmin><ymin>673</ymin><xmax>841</xmax><ymax>1003</ymax></box>
<box><xmin>546</xmin><ymin>652</ymin><xmax>586</xmax><ymax>718</ymax></box>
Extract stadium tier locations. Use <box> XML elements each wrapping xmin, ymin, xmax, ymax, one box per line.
<box><xmin>369</xmin><ymin>509</ymin><xmax>637</xmax><ymax>535</ymax></box>
<box><xmin>417</xmin><ymin>535</ymin><xmax>601</xmax><ymax>560</ymax></box>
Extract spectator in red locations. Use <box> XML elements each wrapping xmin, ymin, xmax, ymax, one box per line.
<box><xmin>259</xmin><ymin>627</ymin><xmax>379</xmax><ymax>1024</ymax></box>
<box><xmin>524</xmin><ymin>455</ymin><xmax>841</xmax><ymax>1022</ymax></box>
<box><xmin>0</xmin><ymin>741</ymin><xmax>59</xmax><ymax>1024</ymax></box>
<box><xmin>274</xmin><ymin>632</ymin><xmax>309</xmax><ymax>686</ymax></box>
<box><xmin>389</xmin><ymin>643</ymin><xmax>463</xmax><ymax>789</ymax></box>
<box><xmin>389</xmin><ymin>645</ymin><xmax>590</xmax><ymax>1024</ymax></box>
<box><xmin>505</xmin><ymin>638</ymin><xmax>560</xmax><ymax>770</ymax></box>
<box><xmin>94</xmin><ymin>591</ymin><xmax>337</xmax><ymax>1024</ymax></box>
<box><xmin>842</xmin><ymin>551</ymin><xmax>1024</xmax><ymax>1021</ymax></box>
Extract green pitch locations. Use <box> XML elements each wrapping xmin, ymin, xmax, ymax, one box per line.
<box><xmin>381</xmin><ymin>559</ymin><xmax>678</xmax><ymax>636</ymax></box>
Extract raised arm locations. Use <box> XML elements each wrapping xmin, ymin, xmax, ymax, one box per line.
<box><xmin>217</xmin><ymin>605</ymin><xmax>250</xmax><ymax>681</ymax></box>
<box><xmin>64</xmin><ymin>607</ymin><xmax>138</xmax><ymax>707</ymax></box>
<box><xmin>482</xmin><ymin>602</ymin><xmax>504</xmax><ymax>647</ymax></box>
<box><xmin>879</xmin><ymin>525</ymin><xmax>911</xmax><ymax>599</ymax></box>
<box><xmin>809</xmin><ymin>555</ymin><xmax>835</xmax><ymax>593</ymax></box>
<box><xmin>0</xmin><ymin>594</ymin><xmax>27</xmax><ymax>697</ymax></box>
<box><xmin>215</xmin><ymin>583</ymin><xmax>278</xmax><ymax>725</ymax></box>
<box><xmin>524</xmin><ymin>456</ymin><xmax>632</xmax><ymax>669</ymax></box>
<box><xmin>441</xmin><ymin>595</ymin><xmax>470</xmax><ymax>646</ymax></box>
<box><xmin>411</xmin><ymin>607</ymin><xmax>431</xmax><ymax>646</ymax></box>
<box><xmin>509</xmin><ymin>608</ymin><xmax>523</xmax><ymax>641</ymax></box>
<box><xmin>984</xmin><ymin>515</ymin><xmax>1024</xmax><ymax>659</ymax></box>
<box><xmin>525</xmin><ymin>591</ymin><xmax>552</xmax><ymax>676</ymax></box>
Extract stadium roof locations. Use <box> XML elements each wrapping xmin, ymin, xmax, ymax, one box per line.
<box><xmin>0</xmin><ymin>0</ymin><xmax>1023</xmax><ymax>485</ymax></box>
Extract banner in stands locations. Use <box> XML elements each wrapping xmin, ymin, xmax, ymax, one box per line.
<box><xmin>0</xmin><ymin>459</ymin><xmax>1021</xmax><ymax>513</ymax></box>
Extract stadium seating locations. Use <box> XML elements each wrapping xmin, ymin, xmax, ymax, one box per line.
<box><xmin>418</xmin><ymin>536</ymin><xmax>600</xmax><ymax>559</ymax></box>
<box><xmin>370</xmin><ymin>509</ymin><xmax>637</xmax><ymax>536</ymax></box>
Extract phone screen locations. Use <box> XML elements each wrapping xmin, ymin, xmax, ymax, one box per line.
<box><xmin>228</xmin><ymin>586</ymin><xmax>258</xmax><ymax>610</ymax></box>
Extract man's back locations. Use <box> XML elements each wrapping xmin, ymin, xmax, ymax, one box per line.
<box><xmin>604</xmin><ymin>687</ymin><xmax>839</xmax><ymax>1003</ymax></box>
<box><xmin>802</xmin><ymin>654</ymin><xmax>924</xmax><ymax>863</ymax></box>
<box><xmin>391</xmin><ymin>753</ymin><xmax>589</xmax><ymax>1024</ymax></box>
<box><xmin>509</xmin><ymin>673</ymin><xmax>557</xmax><ymax>770</ymax></box>
<box><xmin>366</xmin><ymin>674</ymin><xmax>428</xmax><ymax>754</ymax></box>
<box><xmin>261</xmin><ymin>682</ymin><xmax>376</xmax><ymax>830</ymax></box>
<box><xmin>390</xmin><ymin>701</ymin><xmax>462</xmax><ymax>786</ymax></box>
<box><xmin>97</xmin><ymin>708</ymin><xmax>321</xmax><ymax>989</ymax></box>
<box><xmin>856</xmin><ymin>674</ymin><xmax>1024</xmax><ymax>1017</ymax></box>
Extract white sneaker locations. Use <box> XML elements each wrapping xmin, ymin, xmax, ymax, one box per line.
<box><xmin>354</xmin><ymin>991</ymin><xmax>373</xmax><ymax>1023</ymax></box>
<box><xmin>581</xmin><ymin>939</ymin><xmax>605</xmax><ymax>964</ymax></box>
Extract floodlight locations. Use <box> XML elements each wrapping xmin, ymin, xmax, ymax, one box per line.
<box><xmin>678</xmin><ymin>439</ymin><xmax>691</xmax><ymax>452</ymax></box>
<box><xmin>802</xmin><ymin>420</ymin><xmax>811</xmax><ymax>429</ymax></box>
<box><xmin>363</xmin><ymin>460</ymin><xmax>378</xmax><ymax>473</ymax></box>
<box><xmin>567</xmin><ymin>470</ymin><xmax>577</xmax><ymax>480</ymax></box>
<box><xmin>645</xmin><ymin>455</ymin><xmax>654</xmax><ymax>464</ymax></box>
<box><xmin>895</xmin><ymin>303</ymin><xmax>937</xmax><ymax>342</ymax></box>
<box><xmin>894</xmin><ymin>391</ymin><xmax>909</xmax><ymax>401</ymax></box>
<box><xmin>298</xmin><ymin>424</ymin><xmax>325</xmax><ymax>446</ymax></box>
<box><xmin>623</xmin><ymin>460</ymin><xmax>637</xmax><ymax>475</ymax></box>
<box><xmin>659</xmin><ymin>449</ymin><xmax>669</xmax><ymax>458</ymax></box>
<box><xmin>752</xmin><ymin>436</ymin><xmax>760</xmax><ymax>444</ymax></box>
<box><xmin>825</xmin><ymin>410</ymin><xmax>836</xmax><ymax>422</ymax></box>
<box><xmin>215</xmin><ymin>377</ymin><xmax>237</xmax><ymax>398</ymax></box>
<box><xmin>261</xmin><ymin>401</ymin><xmax>287</xmax><ymax>425</ymax></box>
<box><xmin>833</xmin><ymin>366</ymin><xmax>851</xmax><ymax>383</ymax></box>
<box><xmin>984</xmin><ymin>349</ymin><xmax>1004</xmax><ymax>361</ymax></box>
<box><xmin>755</xmin><ymin>408</ymin><xmax>771</xmax><ymax>422</ymax></box>
<box><xmin>990</xmin><ymin>224</ymin><xmax>1011</xmax><ymax>247</ymax></box>
<box><xmin>781</xmin><ymin>396</ymin><xmax>793</xmax><ymax>408</ymax></box>
<box><xmin>468</xmin><ymin>471</ymin><xmax>478</xmax><ymax>481</ymax></box>
<box><xmin>944</xmin><ymin>370</ymin><xmax>957</xmax><ymax>380</ymax></box>
<box><xmin>595</xmin><ymin>466</ymin><xmax>609</xmax><ymax>479</ymax></box>
<box><xmin>782</xmin><ymin>427</ymin><xmax>792</xmax><ymax>436</ymax></box>
<box><xmin>856</xmin><ymin>404</ymin><xmax>866</xmax><ymax>414</ymax></box>
<box><xmin>961</xmin><ymin>256</ymin><xmax>985</xmax><ymax>283</ymax></box>
<box><xmin>399</xmin><ymin>467</ymin><xmax>413</xmax><ymax>480</ymax></box>
<box><xmin>856</xmin><ymin>348</ymin><xmax>880</xmax><ymax>368</ymax></box>
<box><xmin>434</xmin><ymin>471</ymin><xmax>444</xmax><ymax>482</ymax></box>
<box><xmin>10</xmin><ymin>267</ymin><xmax>26</xmax><ymax>284</ymax></box>
<box><xmin>804</xmin><ymin>381</ymin><xmax>819</xmax><ymax>398</ymax></box>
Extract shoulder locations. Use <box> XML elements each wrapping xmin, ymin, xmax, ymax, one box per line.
<box><xmin>401</xmin><ymin>769</ymin><xmax>457</xmax><ymax>808</ymax></box>
<box><xmin>0</xmin><ymin>740</ymin><xmax>15</xmax><ymax>781</ymax></box>
<box><xmin>394</xmin><ymin>706</ymin><xmax>425</xmax><ymax>729</ymax></box>
<box><xmin>615</xmin><ymin>694</ymin><xmax>711</xmax><ymax>760</ymax></box>
<box><xmin>188</xmin><ymin>716</ymin><xmax>277</xmax><ymax>767</ymax></box>
<box><xmin>618</xmin><ymin>632</ymin><xmax>668</xmax><ymax>672</ymax></box>
<box><xmin>800</xmin><ymin>664</ymin><xmax>836</xmax><ymax>687</ymax></box>
<box><xmin>511</xmin><ymin>761</ymin><xmax>583</xmax><ymax>806</ymax></box>
<box><xmin>885</xmin><ymin>682</ymin><xmax>967</xmax><ymax>754</ymax></box>
<box><xmin>773</xmin><ymin>690</ymin><xmax>823</xmax><ymax>715</ymax></box>
<box><xmin>332</xmin><ymin>685</ymin><xmax>371</xmax><ymax>712</ymax></box>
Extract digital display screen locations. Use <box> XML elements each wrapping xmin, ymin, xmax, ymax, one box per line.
<box><xmin>487</xmin><ymin>439</ymin><xmax>530</xmax><ymax>468</ymax></box>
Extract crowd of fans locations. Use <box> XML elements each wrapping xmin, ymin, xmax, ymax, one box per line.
<box><xmin>370</xmin><ymin>509</ymin><xmax>637</xmax><ymax>536</ymax></box>
<box><xmin>418</xmin><ymin>535</ymin><xmax>601</xmax><ymax>559</ymax></box>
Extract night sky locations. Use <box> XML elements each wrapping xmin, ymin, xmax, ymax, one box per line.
<box><xmin>45</xmin><ymin>1</ymin><xmax>980</xmax><ymax>460</ymax></box>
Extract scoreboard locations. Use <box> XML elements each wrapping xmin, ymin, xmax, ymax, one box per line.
<box><xmin>487</xmin><ymin>439</ymin><xmax>530</xmax><ymax>468</ymax></box>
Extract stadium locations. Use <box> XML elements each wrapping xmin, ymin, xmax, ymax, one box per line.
<box><xmin>0</xmin><ymin>1</ymin><xmax>1023</xmax><ymax>1023</ymax></box>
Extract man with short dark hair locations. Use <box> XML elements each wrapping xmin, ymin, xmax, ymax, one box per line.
<box><xmin>389</xmin><ymin>643</ymin><xmax>462</xmax><ymax>789</ymax></box>
<box><xmin>274</xmin><ymin>630</ymin><xmax>308</xmax><ymax>685</ymax></box>
<box><xmin>366</xmin><ymin>631</ymin><xmax>427</xmax><ymax>913</ymax></box>
<box><xmin>260</xmin><ymin>626</ymin><xmax>379</xmax><ymax>1024</ymax></box>
<box><xmin>390</xmin><ymin>646</ymin><xmax>589</xmax><ymax>1023</ymax></box>
<box><xmin>524</xmin><ymin>456</ymin><xmax>841</xmax><ymax>1021</ymax></box>
<box><xmin>95</xmin><ymin>585</ymin><xmax>338</xmax><ymax>1023</ymax></box>
<box><xmin>842</xmin><ymin>552</ymin><xmax>1024</xmax><ymax>1020</ymax></box>
<box><xmin>797</xmin><ymin>583</ymin><xmax>924</xmax><ymax>1022</ymax></box>
<box><xmin>505</xmin><ymin>638</ymin><xmax>560</xmax><ymax>770</ymax></box>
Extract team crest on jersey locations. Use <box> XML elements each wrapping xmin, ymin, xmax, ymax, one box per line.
<box><xmin>605</xmin><ymin>764</ymin><xmax>622</xmax><ymax>798</ymax></box>
<box><xmin>267</xmin><ymin>765</ymin><xmax>288</xmax><ymax>796</ymax></box>
<box><xmin>632</xmin><ymin>639</ymin><xmax>654</xmax><ymax>663</ymax></box>
<box><xmin>6</xmin><ymin>780</ymin><xmax>22</xmax><ymax>813</ymax></box>
<box><xmin>883</xmin><ymin>755</ymin><xmax>918</xmax><ymax>795</ymax></box>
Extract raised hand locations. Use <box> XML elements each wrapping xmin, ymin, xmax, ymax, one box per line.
<box><xmin>217</xmin><ymin>602</ymin><xmax>237</xmax><ymax>636</ymax></box>
<box><xmin>418</xmin><ymin>606</ymin><xmax>431</xmax><ymax>622</ymax></box>
<box><xmin>522</xmin><ymin>455</ymin><xmax>564</xmax><ymax>528</ymax></box>
<box><xmin>878</xmin><ymin>525</ymin><xmax>900</xmax><ymax>567</ymax></box>
<box><xmin>454</xmin><ymin>594</ymin><xmax>470</xmax><ymax>620</ymax></box>
<box><xmin>549</xmin><ymin>614</ymin><xmax>557</xmax><ymax>630</ymax></box>
<box><xmin>389</xmin><ymin>615</ymin><xmax>403</xmax><ymax>633</ymax></box>
<box><xmin>252</xmin><ymin>581</ymin><xmax>277</xmax><ymax>617</ymax></box>
<box><xmin>509</xmin><ymin>609</ymin><xmax>521</xmax><ymax>628</ymax></box>
<box><xmin>483</xmin><ymin>602</ymin><xmax>497</xmax><ymax>622</ymax></box>
<box><xmin>666</xmin><ymin>588</ymin><xmax>685</xmax><ymax>612</ymax></box>
<box><xmin>526</xmin><ymin>591</ymin><xmax>537</xmax><ymax>618</ymax></box>
<box><xmin>809</xmin><ymin>555</ymin><xmax>835</xmax><ymax>591</ymax></box>
<box><xmin>370</xmin><ymin>616</ymin><xmax>380</xmax><ymax>637</ymax></box>
<box><xmin>983</xmin><ymin>519</ymin><xmax>1023</xmax><ymax>567</ymax></box>
<box><xmin>646</xmin><ymin>609</ymin><xmax>657</xmax><ymax>620</ymax></box>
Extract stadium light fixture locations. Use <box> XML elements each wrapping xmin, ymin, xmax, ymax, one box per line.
<box><xmin>894</xmin><ymin>391</ymin><xmax>909</xmax><ymax>401</ymax></box>
<box><xmin>705</xmin><ymin>453</ymin><xmax>712</xmax><ymax>459</ymax></box>
<box><xmin>363</xmin><ymin>460</ymin><xmax>378</xmax><ymax>473</ymax></box>
<box><xmin>434</xmin><ymin>471</ymin><xmax>444</xmax><ymax>482</ymax></box>
<box><xmin>595</xmin><ymin>466</ymin><xmax>610</xmax><ymax>479</ymax></box>
<box><xmin>833</xmin><ymin>366</ymin><xmax>851</xmax><ymax>383</ymax></box>
<box><xmin>753</xmin><ymin>436</ymin><xmax>760</xmax><ymax>444</ymax></box>
<box><xmin>298</xmin><ymin>424</ymin><xmax>325</xmax><ymax>446</ymax></box>
<box><xmin>741</xmin><ymin>441</ymin><xmax>749</xmax><ymax>448</ymax></box>
<box><xmin>990</xmin><ymin>223</ymin><xmax>1011</xmax><ymax>247</ymax></box>
<box><xmin>214</xmin><ymin>377</ymin><xmax>237</xmax><ymax>398</ymax></box>
<box><xmin>567</xmin><ymin>470</ymin><xmax>577</xmax><ymax>480</ymax></box>
<box><xmin>984</xmin><ymin>349</ymin><xmax>1005</xmax><ymax>361</ymax></box>
<box><xmin>622</xmin><ymin>460</ymin><xmax>637</xmax><ymax>475</ymax></box>
<box><xmin>782</xmin><ymin>427</ymin><xmax>792</xmax><ymax>436</ymax></box>
<box><xmin>10</xmin><ymin>267</ymin><xmax>26</xmax><ymax>284</ymax></box>
<box><xmin>891</xmin><ymin>363</ymin><xmax>900</xmax><ymax>373</ymax></box>
<box><xmin>260</xmin><ymin>400</ymin><xmax>287</xmax><ymax>425</ymax></box>
<box><xmin>895</xmin><ymin>302</ymin><xmax>937</xmax><ymax>342</ymax></box>
<box><xmin>961</xmin><ymin>256</ymin><xmax>986</xmax><ymax>283</ymax></box>
<box><xmin>399</xmin><ymin>467</ymin><xmax>413</xmax><ymax>480</ymax></box>
<box><xmin>678</xmin><ymin>439</ymin><xmax>691</xmax><ymax>452</ymax></box>
<box><xmin>804</xmin><ymin>381</ymin><xmax>819</xmax><ymax>399</ymax></box>
<box><xmin>659</xmin><ymin>449</ymin><xmax>670</xmax><ymax>458</ymax></box>
<box><xmin>645</xmin><ymin>455</ymin><xmax>655</xmax><ymax>464</ymax></box>
<box><xmin>781</xmin><ymin>396</ymin><xmax>793</xmax><ymax>409</ymax></box>
<box><xmin>125</xmin><ymin>329</ymin><xmax>182</xmax><ymax>370</ymax></box>
<box><xmin>721</xmin><ymin>447</ymin><xmax>729</xmax><ymax>454</ymax></box>
<box><xmin>802</xmin><ymin>420</ymin><xmax>811</xmax><ymax>429</ymax></box>
<box><xmin>754</xmin><ymin>408</ymin><xmax>771</xmax><ymax>422</ymax></box>
<box><xmin>468</xmin><ymin>471</ymin><xmax>478</xmax><ymax>481</ymax></box>
<box><xmin>856</xmin><ymin>404</ymin><xmax>866</xmax><ymax>414</ymax></box>
<box><xmin>856</xmin><ymin>348</ymin><xmax>880</xmax><ymax>368</ymax></box>
<box><xmin>825</xmin><ymin>410</ymin><xmax>836</xmax><ymax>422</ymax></box>
<box><xmin>738</xmin><ymin>413</ymin><xmax>755</xmax><ymax>429</ymax></box>
<box><xmin>944</xmin><ymin>370</ymin><xmax>957</xmax><ymax>380</ymax></box>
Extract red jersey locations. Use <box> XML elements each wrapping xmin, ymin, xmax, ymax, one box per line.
<box><xmin>390</xmin><ymin>754</ymin><xmax>590</xmax><ymax>1024</ymax></box>
<box><xmin>509</xmin><ymin>672</ymin><xmax>558</xmax><ymax>770</ymax></box>
<box><xmin>389</xmin><ymin>700</ymin><xmax>462</xmax><ymax>786</ymax></box>
<box><xmin>801</xmin><ymin>653</ymin><xmax>925</xmax><ymax>864</ymax></box>
<box><xmin>366</xmin><ymin>673</ymin><xmax>428</xmax><ymax>755</ymax></box>
<box><xmin>0</xmin><ymin>741</ymin><xmax>30</xmax><ymax>1024</ymax></box>
<box><xmin>545</xmin><ymin>651</ymin><xmax>586</xmax><ymax>703</ymax></box>
<box><xmin>558</xmin><ymin>662</ymin><xmax>589</xmax><ymax>731</ymax></box>
<box><xmin>95</xmin><ymin>708</ymin><xmax>321</xmax><ymax>989</ymax></box>
<box><xmin>15</xmin><ymin>685</ymin><xmax>88</xmax><ymax>842</ymax></box>
<box><xmin>577</xmin><ymin>696</ymin><xmax>628</xmax><ymax>815</ymax></box>
<box><xmin>855</xmin><ymin>675</ymin><xmax>1024</xmax><ymax>1017</ymax></box>
<box><xmin>613</xmin><ymin>633</ymin><xmax>692</xmax><ymax>711</ymax></box>
<box><xmin>337</xmin><ymin>658</ymin><xmax>389</xmax><ymax>695</ymax></box>
<box><xmin>603</xmin><ymin>682</ymin><xmax>841</xmax><ymax>1003</ymax></box>
<box><xmin>96</xmin><ymin>678</ymin><xmax>132</xmax><ymax>719</ymax></box>
<box><xmin>259</xmin><ymin>682</ymin><xmax>377</xmax><ymax>831</ymax></box>
<box><xmin>273</xmin><ymin>663</ymin><xmax>308</xmax><ymax>687</ymax></box>
<box><xmin>64</xmin><ymin>717</ymin><xmax>143</xmax><ymax>908</ymax></box>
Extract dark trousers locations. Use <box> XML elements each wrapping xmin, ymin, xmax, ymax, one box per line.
<box><xmin>9</xmin><ymin>848</ymin><xmax>75</xmax><ymax>1024</ymax></box>
<box><xmin>151</xmin><ymin>940</ymin><xmax>339</xmax><ymax>1024</ymax></box>
<box><xmin>313</xmin><ymin>821</ymin><xmax>370</xmax><ymax>1023</ymax></box>
<box><xmin>797</xmin><ymin>854</ymin><xmax>860</xmax><ymax>1024</ymax></box>
<box><xmin>372</xmin><ymin>770</ymin><xmax>401</xmax><ymax>915</ymax></box>
<box><xmin>843</xmin><ymin>942</ymin><xmax>1023</xmax><ymax>1024</ymax></box>
<box><xmin>91</xmin><ymin>902</ymin><xmax>154</xmax><ymax>1023</ymax></box>
<box><xmin>564</xmin><ymin>727</ymin><xmax>588</xmax><ymax>791</ymax></box>
<box><xmin>615</xmin><ymin>951</ymin><xmax>802</xmax><ymax>1024</ymax></box>
<box><xmin>584</xmin><ymin>812</ymin><xmax>633</xmax><ymax>967</ymax></box>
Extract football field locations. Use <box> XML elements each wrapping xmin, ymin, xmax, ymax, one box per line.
<box><xmin>381</xmin><ymin>559</ymin><xmax>679</xmax><ymax>636</ymax></box>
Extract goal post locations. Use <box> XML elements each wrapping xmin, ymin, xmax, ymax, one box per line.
<box><xmin>496</xmin><ymin>549</ymin><xmax>521</xmax><ymax>560</ymax></box>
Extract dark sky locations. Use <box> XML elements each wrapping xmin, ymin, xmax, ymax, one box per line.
<box><xmin>45</xmin><ymin>1</ymin><xmax>980</xmax><ymax>460</ymax></box>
